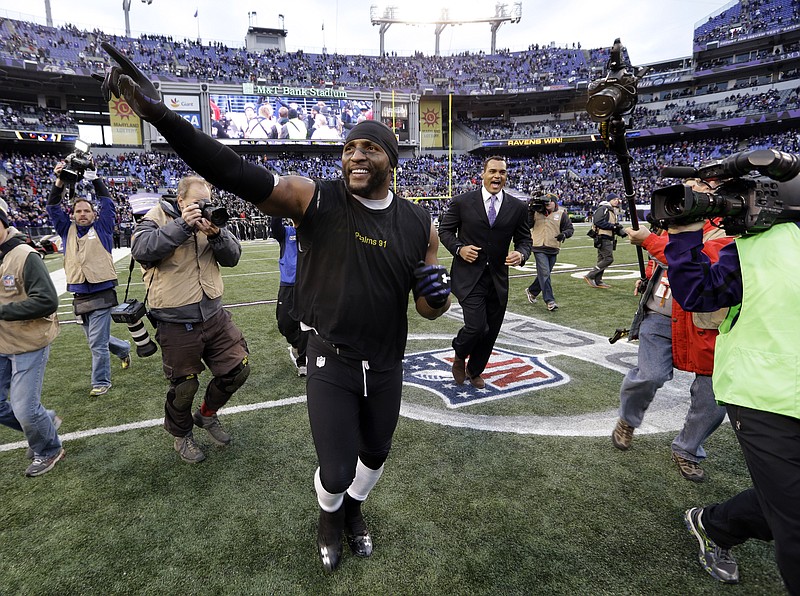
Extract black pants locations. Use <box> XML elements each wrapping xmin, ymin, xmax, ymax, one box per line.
<box><xmin>704</xmin><ymin>405</ymin><xmax>800</xmax><ymax>593</ymax></box>
<box><xmin>276</xmin><ymin>285</ymin><xmax>307</xmax><ymax>365</ymax></box>
<box><xmin>452</xmin><ymin>267</ymin><xmax>505</xmax><ymax>377</ymax></box>
<box><xmin>306</xmin><ymin>333</ymin><xmax>402</xmax><ymax>494</ymax></box>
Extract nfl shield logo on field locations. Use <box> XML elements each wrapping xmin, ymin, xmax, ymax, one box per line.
<box><xmin>403</xmin><ymin>347</ymin><xmax>569</xmax><ymax>408</ymax></box>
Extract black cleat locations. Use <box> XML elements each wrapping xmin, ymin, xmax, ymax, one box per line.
<box><xmin>317</xmin><ymin>506</ymin><xmax>345</xmax><ymax>573</ymax></box>
<box><xmin>344</xmin><ymin>493</ymin><xmax>373</xmax><ymax>558</ymax></box>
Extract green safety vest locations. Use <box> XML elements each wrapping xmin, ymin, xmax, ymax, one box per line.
<box><xmin>713</xmin><ymin>223</ymin><xmax>800</xmax><ymax>419</ymax></box>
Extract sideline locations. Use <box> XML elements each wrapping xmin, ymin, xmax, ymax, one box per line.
<box><xmin>0</xmin><ymin>396</ymin><xmax>307</xmax><ymax>454</ymax></box>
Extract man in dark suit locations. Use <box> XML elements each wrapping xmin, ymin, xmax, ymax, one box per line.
<box><xmin>439</xmin><ymin>156</ymin><xmax>532</xmax><ymax>388</ymax></box>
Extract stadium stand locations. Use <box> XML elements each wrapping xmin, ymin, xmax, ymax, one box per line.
<box><xmin>1</xmin><ymin>1</ymin><xmax>799</xmax><ymax>239</ymax></box>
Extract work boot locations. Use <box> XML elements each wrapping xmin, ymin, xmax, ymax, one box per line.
<box><xmin>672</xmin><ymin>453</ymin><xmax>706</xmax><ymax>483</ymax></box>
<box><xmin>193</xmin><ymin>409</ymin><xmax>231</xmax><ymax>446</ymax></box>
<box><xmin>611</xmin><ymin>418</ymin><xmax>634</xmax><ymax>451</ymax></box>
<box><xmin>174</xmin><ymin>433</ymin><xmax>205</xmax><ymax>463</ymax></box>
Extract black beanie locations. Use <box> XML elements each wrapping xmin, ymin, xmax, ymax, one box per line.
<box><xmin>347</xmin><ymin>120</ymin><xmax>398</xmax><ymax>168</ymax></box>
<box><xmin>0</xmin><ymin>207</ymin><xmax>8</xmax><ymax>229</ymax></box>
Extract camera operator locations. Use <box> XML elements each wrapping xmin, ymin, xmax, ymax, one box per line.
<box><xmin>665</xmin><ymin>214</ymin><xmax>800</xmax><ymax>591</ymax></box>
<box><xmin>524</xmin><ymin>193</ymin><xmax>573</xmax><ymax>311</ymax></box>
<box><xmin>611</xmin><ymin>215</ymin><xmax>731</xmax><ymax>483</ymax></box>
<box><xmin>130</xmin><ymin>176</ymin><xmax>249</xmax><ymax>465</ymax></box>
<box><xmin>47</xmin><ymin>160</ymin><xmax>131</xmax><ymax>398</ymax></box>
<box><xmin>584</xmin><ymin>193</ymin><xmax>627</xmax><ymax>288</ymax></box>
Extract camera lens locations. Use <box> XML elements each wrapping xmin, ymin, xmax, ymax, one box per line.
<box><xmin>587</xmin><ymin>87</ymin><xmax>623</xmax><ymax>122</ymax></box>
<box><xmin>202</xmin><ymin>205</ymin><xmax>229</xmax><ymax>227</ymax></box>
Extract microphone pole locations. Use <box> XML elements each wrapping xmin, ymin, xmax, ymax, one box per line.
<box><xmin>601</xmin><ymin>114</ymin><xmax>646</xmax><ymax>282</ymax></box>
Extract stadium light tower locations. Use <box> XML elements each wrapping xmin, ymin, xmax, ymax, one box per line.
<box><xmin>122</xmin><ymin>0</ymin><xmax>153</xmax><ymax>38</ymax></box>
<box><xmin>370</xmin><ymin>2</ymin><xmax>522</xmax><ymax>56</ymax></box>
<box><xmin>44</xmin><ymin>0</ymin><xmax>53</xmax><ymax>27</ymax></box>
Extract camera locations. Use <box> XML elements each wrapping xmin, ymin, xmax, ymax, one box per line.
<box><xmin>651</xmin><ymin>148</ymin><xmax>800</xmax><ymax>235</ymax></box>
<box><xmin>111</xmin><ymin>298</ymin><xmax>147</xmax><ymax>324</ymax></box>
<box><xmin>60</xmin><ymin>139</ymin><xmax>94</xmax><ymax>183</ymax></box>
<box><xmin>528</xmin><ymin>196</ymin><xmax>551</xmax><ymax>215</ymax></box>
<box><xmin>586</xmin><ymin>39</ymin><xmax>647</xmax><ymax>123</ymax></box>
<box><xmin>111</xmin><ymin>299</ymin><xmax>158</xmax><ymax>357</ymax></box>
<box><xmin>198</xmin><ymin>199</ymin><xmax>229</xmax><ymax>227</ymax></box>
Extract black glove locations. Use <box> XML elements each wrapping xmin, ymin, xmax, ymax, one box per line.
<box><xmin>555</xmin><ymin>233</ymin><xmax>566</xmax><ymax>242</ymax></box>
<box><xmin>413</xmin><ymin>261</ymin><xmax>450</xmax><ymax>309</ymax></box>
<box><xmin>613</xmin><ymin>223</ymin><xmax>627</xmax><ymax>237</ymax></box>
<box><xmin>93</xmin><ymin>42</ymin><xmax>168</xmax><ymax>123</ymax></box>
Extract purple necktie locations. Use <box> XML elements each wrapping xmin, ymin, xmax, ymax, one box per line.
<box><xmin>488</xmin><ymin>194</ymin><xmax>497</xmax><ymax>227</ymax></box>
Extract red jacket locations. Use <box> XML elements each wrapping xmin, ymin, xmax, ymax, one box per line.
<box><xmin>641</xmin><ymin>222</ymin><xmax>732</xmax><ymax>375</ymax></box>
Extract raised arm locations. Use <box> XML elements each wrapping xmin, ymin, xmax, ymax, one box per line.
<box><xmin>96</xmin><ymin>42</ymin><xmax>315</xmax><ymax>222</ymax></box>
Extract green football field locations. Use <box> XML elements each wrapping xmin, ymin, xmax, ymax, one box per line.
<box><xmin>0</xmin><ymin>225</ymin><xmax>785</xmax><ymax>595</ymax></box>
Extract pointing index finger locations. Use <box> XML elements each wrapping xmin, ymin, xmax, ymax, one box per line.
<box><xmin>101</xmin><ymin>42</ymin><xmax>142</xmax><ymax>82</ymax></box>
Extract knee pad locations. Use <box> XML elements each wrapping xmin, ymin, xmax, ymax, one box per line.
<box><xmin>170</xmin><ymin>374</ymin><xmax>199</xmax><ymax>411</ymax></box>
<box><xmin>216</xmin><ymin>358</ymin><xmax>251</xmax><ymax>395</ymax></box>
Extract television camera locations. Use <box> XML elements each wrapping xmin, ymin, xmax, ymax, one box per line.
<box><xmin>59</xmin><ymin>139</ymin><xmax>95</xmax><ymax>183</ymax></box>
<box><xmin>651</xmin><ymin>148</ymin><xmax>800</xmax><ymax>235</ymax></box>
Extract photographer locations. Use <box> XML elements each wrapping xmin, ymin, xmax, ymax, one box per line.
<box><xmin>0</xmin><ymin>203</ymin><xmax>65</xmax><ymax>477</ymax></box>
<box><xmin>524</xmin><ymin>193</ymin><xmax>573</xmax><ymax>311</ymax></box>
<box><xmin>584</xmin><ymin>193</ymin><xmax>626</xmax><ymax>288</ymax></box>
<box><xmin>47</xmin><ymin>159</ymin><xmax>131</xmax><ymax>398</ymax></box>
<box><xmin>665</xmin><ymin>216</ymin><xmax>800</xmax><ymax>592</ymax></box>
<box><xmin>130</xmin><ymin>176</ymin><xmax>249</xmax><ymax>464</ymax></box>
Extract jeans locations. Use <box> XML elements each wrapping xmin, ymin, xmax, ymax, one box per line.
<box><xmin>527</xmin><ymin>251</ymin><xmax>557</xmax><ymax>303</ymax></box>
<box><xmin>81</xmin><ymin>306</ymin><xmax>130</xmax><ymax>388</ymax></box>
<box><xmin>618</xmin><ymin>311</ymin><xmax>726</xmax><ymax>462</ymax></box>
<box><xmin>0</xmin><ymin>346</ymin><xmax>62</xmax><ymax>458</ymax></box>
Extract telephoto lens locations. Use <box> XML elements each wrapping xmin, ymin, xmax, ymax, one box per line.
<box><xmin>127</xmin><ymin>319</ymin><xmax>158</xmax><ymax>357</ymax></box>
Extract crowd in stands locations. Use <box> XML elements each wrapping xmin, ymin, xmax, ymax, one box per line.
<box><xmin>459</xmin><ymin>88</ymin><xmax>800</xmax><ymax>140</ymax></box>
<box><xmin>0</xmin><ymin>102</ymin><xmax>78</xmax><ymax>133</ymax></box>
<box><xmin>4</xmin><ymin>127</ymin><xmax>800</xmax><ymax>241</ymax></box>
<box><xmin>0</xmin><ymin>17</ymin><xmax>608</xmax><ymax>94</ymax></box>
<box><xmin>0</xmin><ymin>2</ymin><xmax>795</xmax><ymax>96</ymax></box>
<box><xmin>694</xmin><ymin>0</ymin><xmax>800</xmax><ymax>46</ymax></box>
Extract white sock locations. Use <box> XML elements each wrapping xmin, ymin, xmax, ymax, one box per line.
<box><xmin>346</xmin><ymin>458</ymin><xmax>385</xmax><ymax>502</ymax></box>
<box><xmin>314</xmin><ymin>467</ymin><xmax>344</xmax><ymax>512</ymax></box>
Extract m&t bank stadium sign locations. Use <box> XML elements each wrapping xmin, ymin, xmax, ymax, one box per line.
<box><xmin>242</xmin><ymin>83</ymin><xmax>348</xmax><ymax>98</ymax></box>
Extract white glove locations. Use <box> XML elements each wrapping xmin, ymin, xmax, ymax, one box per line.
<box><xmin>83</xmin><ymin>169</ymin><xmax>98</xmax><ymax>181</ymax></box>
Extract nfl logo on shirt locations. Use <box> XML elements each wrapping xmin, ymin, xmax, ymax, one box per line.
<box><xmin>403</xmin><ymin>347</ymin><xmax>569</xmax><ymax>408</ymax></box>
